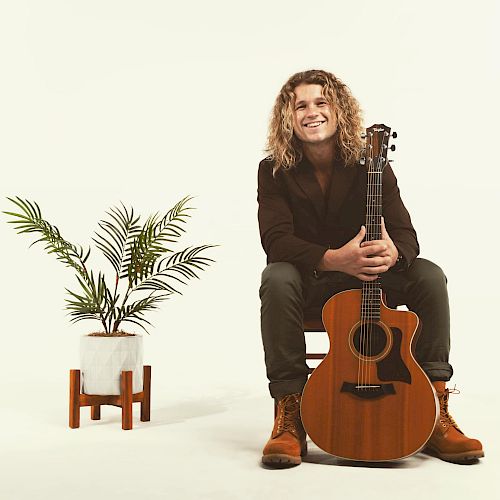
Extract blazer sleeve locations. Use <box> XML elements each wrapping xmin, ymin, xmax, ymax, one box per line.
<box><xmin>257</xmin><ymin>159</ymin><xmax>328</xmax><ymax>274</ymax></box>
<box><xmin>382</xmin><ymin>164</ymin><xmax>420</xmax><ymax>270</ymax></box>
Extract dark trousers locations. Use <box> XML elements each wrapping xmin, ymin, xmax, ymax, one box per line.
<box><xmin>259</xmin><ymin>258</ymin><xmax>453</xmax><ymax>400</ymax></box>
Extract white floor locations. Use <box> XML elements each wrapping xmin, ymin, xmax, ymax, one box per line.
<box><xmin>0</xmin><ymin>379</ymin><xmax>497</xmax><ymax>500</ymax></box>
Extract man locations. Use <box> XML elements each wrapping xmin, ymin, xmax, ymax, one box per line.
<box><xmin>257</xmin><ymin>69</ymin><xmax>483</xmax><ymax>468</ymax></box>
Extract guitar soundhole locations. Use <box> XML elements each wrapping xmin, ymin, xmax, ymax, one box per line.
<box><xmin>353</xmin><ymin>323</ymin><xmax>387</xmax><ymax>357</ymax></box>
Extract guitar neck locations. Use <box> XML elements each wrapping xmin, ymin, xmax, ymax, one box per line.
<box><xmin>361</xmin><ymin>124</ymin><xmax>394</xmax><ymax>320</ymax></box>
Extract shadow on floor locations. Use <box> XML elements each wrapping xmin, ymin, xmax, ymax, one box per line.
<box><xmin>145</xmin><ymin>398</ymin><xmax>228</xmax><ymax>426</ymax></box>
<box><xmin>302</xmin><ymin>446</ymin><xmax>432</xmax><ymax>468</ymax></box>
<box><xmin>75</xmin><ymin>396</ymin><xmax>230</xmax><ymax>428</ymax></box>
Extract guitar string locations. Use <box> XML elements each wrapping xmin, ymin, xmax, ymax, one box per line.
<box><xmin>373</xmin><ymin>132</ymin><xmax>386</xmax><ymax>387</ymax></box>
<box><xmin>360</xmin><ymin>132</ymin><xmax>371</xmax><ymax>390</ymax></box>
<box><xmin>360</xmin><ymin>135</ymin><xmax>370</xmax><ymax>390</ymax></box>
<box><xmin>362</xmin><ymin>128</ymin><xmax>386</xmax><ymax>390</ymax></box>
<box><xmin>365</xmin><ymin>133</ymin><xmax>378</xmax><ymax>389</ymax></box>
<box><xmin>359</xmin><ymin>137</ymin><xmax>366</xmax><ymax>390</ymax></box>
<box><xmin>358</xmin><ymin>132</ymin><xmax>366</xmax><ymax>391</ymax></box>
<box><xmin>368</xmin><ymin>144</ymin><xmax>375</xmax><ymax>389</ymax></box>
<box><xmin>365</xmin><ymin>140</ymin><xmax>373</xmax><ymax>389</ymax></box>
<box><xmin>374</xmin><ymin>131</ymin><xmax>386</xmax><ymax>386</ymax></box>
<box><xmin>367</xmin><ymin>133</ymin><xmax>379</xmax><ymax>389</ymax></box>
<box><xmin>362</xmin><ymin>133</ymin><xmax>374</xmax><ymax>390</ymax></box>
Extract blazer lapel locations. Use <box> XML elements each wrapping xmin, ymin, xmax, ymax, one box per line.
<box><xmin>290</xmin><ymin>157</ymin><xmax>326</xmax><ymax>219</ymax></box>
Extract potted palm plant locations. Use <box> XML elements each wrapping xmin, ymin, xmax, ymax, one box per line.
<box><xmin>4</xmin><ymin>195</ymin><xmax>215</xmax><ymax>395</ymax></box>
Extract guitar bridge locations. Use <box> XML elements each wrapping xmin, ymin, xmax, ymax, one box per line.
<box><xmin>341</xmin><ymin>382</ymin><xmax>395</xmax><ymax>399</ymax></box>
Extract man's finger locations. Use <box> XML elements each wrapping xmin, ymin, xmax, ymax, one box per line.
<box><xmin>361</xmin><ymin>256</ymin><xmax>389</xmax><ymax>267</ymax></box>
<box><xmin>361</xmin><ymin>265</ymin><xmax>389</xmax><ymax>274</ymax></box>
<box><xmin>353</xmin><ymin>226</ymin><xmax>366</xmax><ymax>243</ymax></box>
<box><xmin>357</xmin><ymin>273</ymin><xmax>380</xmax><ymax>281</ymax></box>
<box><xmin>360</xmin><ymin>244</ymin><xmax>387</xmax><ymax>256</ymax></box>
<box><xmin>361</xmin><ymin>239</ymin><xmax>387</xmax><ymax>248</ymax></box>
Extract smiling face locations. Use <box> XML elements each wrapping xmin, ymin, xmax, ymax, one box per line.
<box><xmin>291</xmin><ymin>83</ymin><xmax>338</xmax><ymax>146</ymax></box>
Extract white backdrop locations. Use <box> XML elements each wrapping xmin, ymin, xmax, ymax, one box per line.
<box><xmin>0</xmin><ymin>0</ymin><xmax>498</xmax><ymax>457</ymax></box>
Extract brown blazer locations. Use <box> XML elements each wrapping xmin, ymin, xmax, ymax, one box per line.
<box><xmin>257</xmin><ymin>155</ymin><xmax>419</xmax><ymax>277</ymax></box>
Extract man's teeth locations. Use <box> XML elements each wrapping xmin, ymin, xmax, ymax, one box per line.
<box><xmin>305</xmin><ymin>121</ymin><xmax>324</xmax><ymax>128</ymax></box>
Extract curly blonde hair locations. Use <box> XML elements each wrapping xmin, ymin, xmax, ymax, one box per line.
<box><xmin>265</xmin><ymin>69</ymin><xmax>364</xmax><ymax>174</ymax></box>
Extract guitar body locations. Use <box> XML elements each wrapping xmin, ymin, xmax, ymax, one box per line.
<box><xmin>301</xmin><ymin>289</ymin><xmax>439</xmax><ymax>461</ymax></box>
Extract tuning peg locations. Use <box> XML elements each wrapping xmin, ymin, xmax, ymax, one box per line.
<box><xmin>359</xmin><ymin>157</ymin><xmax>366</xmax><ymax>165</ymax></box>
<box><xmin>392</xmin><ymin>131</ymin><xmax>397</xmax><ymax>138</ymax></box>
<box><xmin>389</xmin><ymin>144</ymin><xmax>396</xmax><ymax>151</ymax></box>
<box><xmin>361</xmin><ymin>133</ymin><xmax>367</xmax><ymax>139</ymax></box>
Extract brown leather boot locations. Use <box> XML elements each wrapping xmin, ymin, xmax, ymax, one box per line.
<box><xmin>262</xmin><ymin>393</ymin><xmax>307</xmax><ymax>468</ymax></box>
<box><xmin>425</xmin><ymin>381</ymin><xmax>484</xmax><ymax>463</ymax></box>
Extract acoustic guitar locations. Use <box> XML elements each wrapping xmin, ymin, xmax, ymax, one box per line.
<box><xmin>300</xmin><ymin>124</ymin><xmax>439</xmax><ymax>461</ymax></box>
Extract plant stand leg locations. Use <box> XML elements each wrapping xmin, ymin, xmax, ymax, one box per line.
<box><xmin>91</xmin><ymin>405</ymin><xmax>101</xmax><ymax>420</ymax></box>
<box><xmin>121</xmin><ymin>371</ymin><xmax>133</xmax><ymax>430</ymax></box>
<box><xmin>141</xmin><ymin>365</ymin><xmax>151</xmax><ymax>422</ymax></box>
<box><xmin>69</xmin><ymin>370</ymin><xmax>80</xmax><ymax>429</ymax></box>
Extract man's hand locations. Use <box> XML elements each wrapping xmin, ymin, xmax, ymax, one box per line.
<box><xmin>360</xmin><ymin>216</ymin><xmax>399</xmax><ymax>269</ymax></box>
<box><xmin>317</xmin><ymin>220</ymin><xmax>396</xmax><ymax>281</ymax></box>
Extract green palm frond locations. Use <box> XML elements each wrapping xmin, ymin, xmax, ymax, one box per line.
<box><xmin>115</xmin><ymin>294</ymin><xmax>171</xmax><ymax>334</ymax></box>
<box><xmin>133</xmin><ymin>245</ymin><xmax>216</xmax><ymax>294</ymax></box>
<box><xmin>156</xmin><ymin>195</ymin><xmax>193</xmax><ymax>239</ymax></box>
<box><xmin>65</xmin><ymin>271</ymin><xmax>109</xmax><ymax>324</ymax></box>
<box><xmin>127</xmin><ymin>196</ymin><xmax>194</xmax><ymax>286</ymax></box>
<box><xmin>92</xmin><ymin>203</ymin><xmax>141</xmax><ymax>278</ymax></box>
<box><xmin>3</xmin><ymin>196</ymin><xmax>90</xmax><ymax>276</ymax></box>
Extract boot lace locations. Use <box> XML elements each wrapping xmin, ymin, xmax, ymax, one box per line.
<box><xmin>276</xmin><ymin>393</ymin><xmax>301</xmax><ymax>437</ymax></box>
<box><xmin>439</xmin><ymin>386</ymin><xmax>462</xmax><ymax>433</ymax></box>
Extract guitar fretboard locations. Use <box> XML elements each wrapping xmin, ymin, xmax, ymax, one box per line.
<box><xmin>361</xmin><ymin>125</ymin><xmax>392</xmax><ymax>321</ymax></box>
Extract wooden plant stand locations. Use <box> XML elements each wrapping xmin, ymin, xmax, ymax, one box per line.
<box><xmin>69</xmin><ymin>365</ymin><xmax>151</xmax><ymax>430</ymax></box>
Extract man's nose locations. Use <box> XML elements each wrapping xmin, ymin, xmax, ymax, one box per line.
<box><xmin>306</xmin><ymin>106</ymin><xmax>319</xmax><ymax>116</ymax></box>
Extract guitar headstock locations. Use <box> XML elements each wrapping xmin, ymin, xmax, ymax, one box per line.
<box><xmin>362</xmin><ymin>124</ymin><xmax>396</xmax><ymax>172</ymax></box>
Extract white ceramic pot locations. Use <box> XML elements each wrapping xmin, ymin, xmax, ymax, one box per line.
<box><xmin>80</xmin><ymin>334</ymin><xmax>143</xmax><ymax>395</ymax></box>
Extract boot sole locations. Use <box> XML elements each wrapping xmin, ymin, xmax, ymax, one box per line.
<box><xmin>262</xmin><ymin>453</ymin><xmax>302</xmax><ymax>468</ymax></box>
<box><xmin>262</xmin><ymin>443</ymin><xmax>308</xmax><ymax>468</ymax></box>
<box><xmin>424</xmin><ymin>446</ymin><xmax>484</xmax><ymax>464</ymax></box>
